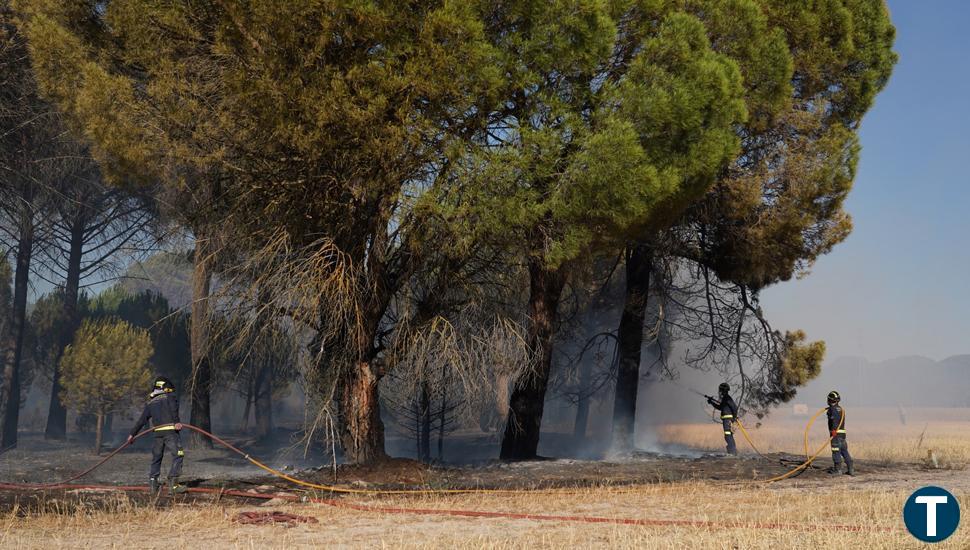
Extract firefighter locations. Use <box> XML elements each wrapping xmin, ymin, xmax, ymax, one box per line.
<box><xmin>826</xmin><ymin>390</ymin><xmax>854</xmax><ymax>475</ymax></box>
<box><xmin>707</xmin><ymin>382</ymin><xmax>738</xmax><ymax>455</ymax></box>
<box><xmin>128</xmin><ymin>376</ymin><xmax>187</xmax><ymax>494</ymax></box>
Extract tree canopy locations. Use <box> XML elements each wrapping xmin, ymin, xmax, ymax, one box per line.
<box><xmin>59</xmin><ymin>318</ymin><xmax>153</xmax><ymax>453</ymax></box>
<box><xmin>13</xmin><ymin>0</ymin><xmax>896</xmax><ymax>463</ymax></box>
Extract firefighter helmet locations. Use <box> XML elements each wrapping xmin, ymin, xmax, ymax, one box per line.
<box><xmin>827</xmin><ymin>390</ymin><xmax>841</xmax><ymax>404</ymax></box>
<box><xmin>718</xmin><ymin>382</ymin><xmax>730</xmax><ymax>394</ymax></box>
<box><xmin>153</xmin><ymin>376</ymin><xmax>175</xmax><ymax>393</ymax></box>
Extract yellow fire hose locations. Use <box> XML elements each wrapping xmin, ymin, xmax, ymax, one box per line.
<box><xmin>1</xmin><ymin>408</ymin><xmax>845</xmax><ymax>498</ymax></box>
<box><xmin>217</xmin><ymin>404</ymin><xmax>845</xmax><ymax>492</ymax></box>
<box><xmin>184</xmin><ymin>413</ymin><xmax>845</xmax><ymax>493</ymax></box>
<box><xmin>734</xmin><ymin>407</ymin><xmax>845</xmax><ymax>483</ymax></box>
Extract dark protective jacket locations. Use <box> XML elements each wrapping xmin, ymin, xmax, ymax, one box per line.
<box><xmin>130</xmin><ymin>391</ymin><xmax>181</xmax><ymax>437</ymax></box>
<box><xmin>708</xmin><ymin>393</ymin><xmax>738</xmax><ymax>419</ymax></box>
<box><xmin>827</xmin><ymin>404</ymin><xmax>846</xmax><ymax>434</ymax></box>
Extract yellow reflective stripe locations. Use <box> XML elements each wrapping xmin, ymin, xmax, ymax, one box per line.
<box><xmin>721</xmin><ymin>415</ymin><xmax>734</xmax><ymax>419</ymax></box>
<box><xmin>154</xmin><ymin>425</ymin><xmax>176</xmax><ymax>431</ymax></box>
<box><xmin>836</xmin><ymin>429</ymin><xmax>846</xmax><ymax>434</ymax></box>
<box><xmin>724</xmin><ymin>431</ymin><xmax>733</xmax><ymax>435</ymax></box>
<box><xmin>831</xmin><ymin>447</ymin><xmax>840</xmax><ymax>451</ymax></box>
<box><xmin>177</xmin><ymin>450</ymin><xmax>185</xmax><ymax>456</ymax></box>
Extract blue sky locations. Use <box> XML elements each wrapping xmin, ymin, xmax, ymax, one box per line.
<box><xmin>762</xmin><ymin>0</ymin><xmax>970</xmax><ymax>361</ymax></box>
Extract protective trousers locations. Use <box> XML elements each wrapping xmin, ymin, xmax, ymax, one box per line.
<box><xmin>721</xmin><ymin>417</ymin><xmax>737</xmax><ymax>455</ymax></box>
<box><xmin>149</xmin><ymin>432</ymin><xmax>184</xmax><ymax>480</ymax></box>
<box><xmin>831</xmin><ymin>434</ymin><xmax>852</xmax><ymax>467</ymax></box>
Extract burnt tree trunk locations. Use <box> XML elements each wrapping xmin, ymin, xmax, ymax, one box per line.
<box><xmin>241</xmin><ymin>379</ymin><xmax>253</xmax><ymax>431</ymax></box>
<box><xmin>338</xmin><ymin>360</ymin><xmax>386</xmax><ymax>463</ymax></box>
<box><xmin>94</xmin><ymin>411</ymin><xmax>104</xmax><ymax>455</ymax></box>
<box><xmin>500</xmin><ymin>259</ymin><xmax>566</xmax><ymax>460</ymax></box>
<box><xmin>253</xmin><ymin>362</ymin><xmax>273</xmax><ymax>440</ymax></box>
<box><xmin>418</xmin><ymin>381</ymin><xmax>431</xmax><ymax>462</ymax></box>
<box><xmin>189</xmin><ymin>234</ymin><xmax>213</xmax><ymax>448</ymax></box>
<box><xmin>436</xmin><ymin>361</ymin><xmax>447</xmax><ymax>461</ymax></box>
<box><xmin>610</xmin><ymin>243</ymin><xmax>653</xmax><ymax>453</ymax></box>
<box><xmin>45</xmin><ymin>216</ymin><xmax>85</xmax><ymax>440</ymax></box>
<box><xmin>0</xmin><ymin>203</ymin><xmax>33</xmax><ymax>448</ymax></box>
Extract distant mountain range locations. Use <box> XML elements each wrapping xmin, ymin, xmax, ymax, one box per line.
<box><xmin>797</xmin><ymin>355</ymin><xmax>970</xmax><ymax>407</ymax></box>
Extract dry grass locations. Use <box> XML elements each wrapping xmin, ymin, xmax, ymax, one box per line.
<box><xmin>3</xmin><ymin>409</ymin><xmax>969</xmax><ymax>548</ymax></box>
<box><xmin>656</xmin><ymin>407</ymin><xmax>970</xmax><ymax>467</ymax></box>
<box><xmin>1</xmin><ymin>482</ymin><xmax>967</xmax><ymax>549</ymax></box>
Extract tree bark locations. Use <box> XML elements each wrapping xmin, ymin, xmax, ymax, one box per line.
<box><xmin>610</xmin><ymin>243</ymin><xmax>653</xmax><ymax>453</ymax></box>
<box><xmin>418</xmin><ymin>381</ymin><xmax>431</xmax><ymax>462</ymax></box>
<box><xmin>437</xmin><ymin>361</ymin><xmax>447</xmax><ymax>462</ymax></box>
<box><xmin>241</xmin><ymin>379</ymin><xmax>253</xmax><ymax>431</ymax></box>
<box><xmin>94</xmin><ymin>411</ymin><xmax>104</xmax><ymax>455</ymax></box>
<box><xmin>338</xmin><ymin>360</ymin><xmax>386</xmax><ymax>463</ymax></box>
<box><xmin>500</xmin><ymin>259</ymin><xmax>566</xmax><ymax>460</ymax></box>
<box><xmin>45</xmin><ymin>216</ymin><xmax>85</xmax><ymax>440</ymax></box>
<box><xmin>0</xmin><ymin>205</ymin><xmax>33</xmax><ymax>448</ymax></box>
<box><xmin>437</xmin><ymin>401</ymin><xmax>446</xmax><ymax>461</ymax></box>
<box><xmin>189</xmin><ymin>234</ymin><xmax>213</xmax><ymax>448</ymax></box>
<box><xmin>253</xmin><ymin>362</ymin><xmax>273</xmax><ymax>440</ymax></box>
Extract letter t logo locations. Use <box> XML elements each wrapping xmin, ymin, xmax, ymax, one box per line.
<box><xmin>915</xmin><ymin>496</ymin><xmax>948</xmax><ymax>537</ymax></box>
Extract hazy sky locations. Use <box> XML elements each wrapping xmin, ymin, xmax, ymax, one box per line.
<box><xmin>761</xmin><ymin>0</ymin><xmax>970</xmax><ymax>361</ymax></box>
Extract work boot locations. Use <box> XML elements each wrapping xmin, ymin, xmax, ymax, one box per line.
<box><xmin>149</xmin><ymin>476</ymin><xmax>160</xmax><ymax>494</ymax></box>
<box><xmin>845</xmin><ymin>464</ymin><xmax>855</xmax><ymax>476</ymax></box>
<box><xmin>827</xmin><ymin>463</ymin><xmax>843</xmax><ymax>475</ymax></box>
<box><xmin>169</xmin><ymin>478</ymin><xmax>188</xmax><ymax>495</ymax></box>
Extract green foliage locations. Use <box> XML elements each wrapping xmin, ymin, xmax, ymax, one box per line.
<box><xmin>761</xmin><ymin>0</ymin><xmax>897</xmax><ymax>125</ymax></box>
<box><xmin>16</xmin><ymin>0</ymin><xmax>897</xmax><ymax>452</ymax></box>
<box><xmin>31</xmin><ymin>286</ymin><xmax>190</xmax><ymax>389</ymax></box>
<box><xmin>428</xmin><ymin>1</ymin><xmax>796</xmax><ymax>271</ymax></box>
<box><xmin>19</xmin><ymin>0</ymin><xmax>502</xmax><ymax>250</ymax></box>
<box><xmin>693</xmin><ymin>0</ymin><xmax>896</xmax><ymax>290</ymax></box>
<box><xmin>29</xmin><ymin>290</ymin><xmax>90</xmax><ymax>380</ymax></box>
<box><xmin>750</xmin><ymin>330</ymin><xmax>825</xmax><ymax>408</ymax></box>
<box><xmin>58</xmin><ymin>318</ymin><xmax>153</xmax><ymax>417</ymax></box>
<box><xmin>88</xmin><ymin>286</ymin><xmax>191</xmax><ymax>390</ymax></box>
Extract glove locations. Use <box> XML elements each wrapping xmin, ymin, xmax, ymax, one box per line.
<box><xmin>174</xmin><ymin>423</ymin><xmax>183</xmax><ymax>431</ymax></box>
<box><xmin>830</xmin><ymin>430</ymin><xmax>837</xmax><ymax>438</ymax></box>
<box><xmin>126</xmin><ymin>435</ymin><xmax>134</xmax><ymax>444</ymax></box>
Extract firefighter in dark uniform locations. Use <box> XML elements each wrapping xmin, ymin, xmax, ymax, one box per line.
<box><xmin>707</xmin><ymin>382</ymin><xmax>738</xmax><ymax>455</ymax></box>
<box><xmin>826</xmin><ymin>390</ymin><xmax>854</xmax><ymax>475</ymax></box>
<box><xmin>128</xmin><ymin>377</ymin><xmax>187</xmax><ymax>494</ymax></box>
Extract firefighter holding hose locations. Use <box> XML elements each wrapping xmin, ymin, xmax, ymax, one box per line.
<box><xmin>707</xmin><ymin>382</ymin><xmax>738</xmax><ymax>455</ymax></box>
<box><xmin>826</xmin><ymin>390</ymin><xmax>854</xmax><ymax>475</ymax></box>
<box><xmin>127</xmin><ymin>376</ymin><xmax>188</xmax><ymax>494</ymax></box>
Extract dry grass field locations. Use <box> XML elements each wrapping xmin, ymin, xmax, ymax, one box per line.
<box><xmin>1</xmin><ymin>408</ymin><xmax>968</xmax><ymax>549</ymax></box>
<box><xmin>656</xmin><ymin>407</ymin><xmax>970</xmax><ymax>468</ymax></box>
<box><xmin>1</xmin><ymin>482</ymin><xmax>968</xmax><ymax>549</ymax></box>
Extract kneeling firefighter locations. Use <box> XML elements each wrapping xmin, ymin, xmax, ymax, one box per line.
<box><xmin>707</xmin><ymin>383</ymin><xmax>738</xmax><ymax>455</ymax></box>
<box><xmin>128</xmin><ymin>376</ymin><xmax>187</xmax><ymax>494</ymax></box>
<box><xmin>826</xmin><ymin>390</ymin><xmax>854</xmax><ymax>476</ymax></box>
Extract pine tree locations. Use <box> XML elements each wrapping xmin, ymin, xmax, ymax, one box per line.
<box><xmin>59</xmin><ymin>319</ymin><xmax>153</xmax><ymax>454</ymax></box>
